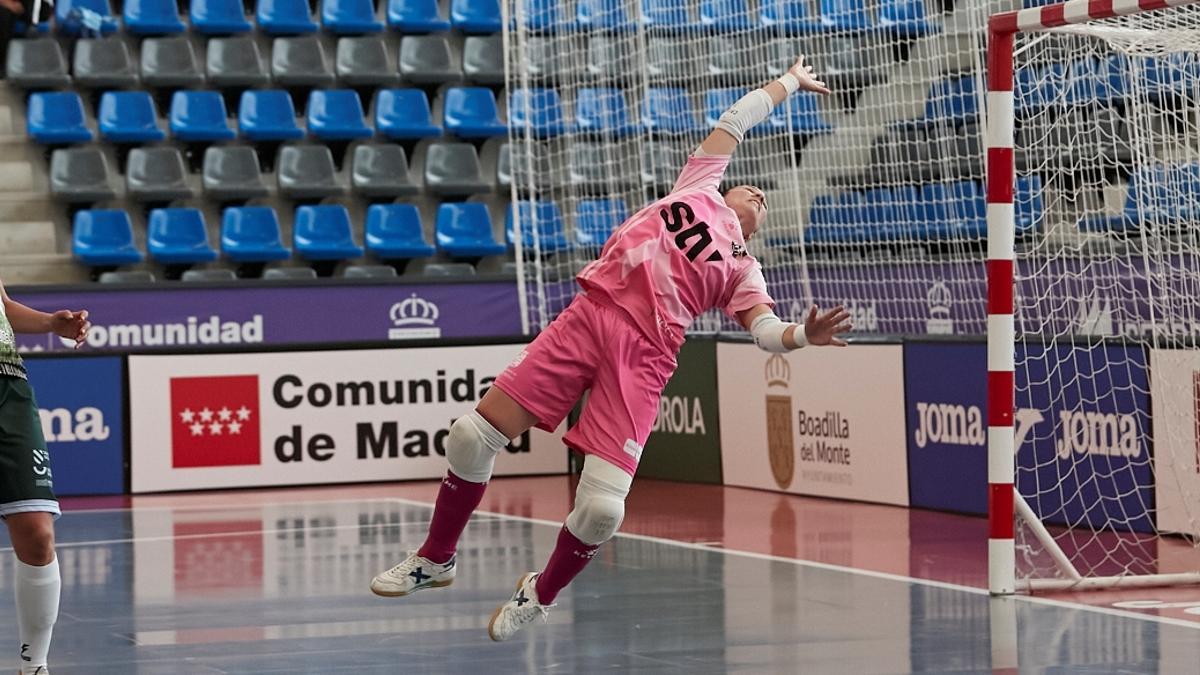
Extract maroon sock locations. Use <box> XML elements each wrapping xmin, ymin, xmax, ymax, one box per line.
<box><xmin>417</xmin><ymin>471</ymin><xmax>488</xmax><ymax>564</ymax></box>
<box><xmin>535</xmin><ymin>526</ymin><xmax>601</xmax><ymax>604</ymax></box>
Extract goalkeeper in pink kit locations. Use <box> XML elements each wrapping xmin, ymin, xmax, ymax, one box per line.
<box><xmin>371</xmin><ymin>55</ymin><xmax>852</xmax><ymax>641</ymax></box>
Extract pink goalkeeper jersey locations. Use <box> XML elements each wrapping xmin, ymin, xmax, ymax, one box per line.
<box><xmin>577</xmin><ymin>152</ymin><xmax>775</xmax><ymax>356</ymax></box>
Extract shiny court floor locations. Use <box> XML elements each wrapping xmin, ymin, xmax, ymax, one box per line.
<box><xmin>2</xmin><ymin>481</ymin><xmax>1200</xmax><ymax>674</ymax></box>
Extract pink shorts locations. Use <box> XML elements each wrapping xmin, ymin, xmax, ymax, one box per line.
<box><xmin>493</xmin><ymin>295</ymin><xmax>677</xmax><ymax>476</ymax></box>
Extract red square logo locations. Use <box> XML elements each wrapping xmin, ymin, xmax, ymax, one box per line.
<box><xmin>170</xmin><ymin>375</ymin><xmax>261</xmax><ymax>468</ymax></box>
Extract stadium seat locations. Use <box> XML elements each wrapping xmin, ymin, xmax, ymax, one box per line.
<box><xmin>182</xmin><ymin>268</ymin><xmax>238</xmax><ymax>281</ymax></box>
<box><xmin>878</xmin><ymin>0</ymin><xmax>937</xmax><ymax>36</ymax></box>
<box><xmin>375</xmin><ymin>88</ymin><xmax>441</xmax><ymax>139</ymax></box>
<box><xmin>640</xmin><ymin>140</ymin><xmax>685</xmax><ymax>187</ymax></box>
<box><xmin>399</xmin><ymin>35</ymin><xmax>461</xmax><ymax>84</ymax></box>
<box><xmin>293</xmin><ymin>205</ymin><xmax>364</xmax><ymax>260</ymax></box>
<box><xmin>141</xmin><ymin>37</ymin><xmax>205</xmax><ymax>88</ymax></box>
<box><xmin>351</xmin><ymin>144</ymin><xmax>418</xmax><ymax>197</ymax></box>
<box><xmin>861</xmin><ymin>188</ymin><xmax>898</xmax><ymax>242</ymax></box>
<box><xmin>496</xmin><ymin>142</ymin><xmax>512</xmax><ymax>187</ymax></box>
<box><xmin>576</xmin><ymin>0</ymin><xmax>632</xmax><ymax>31</ymax></box>
<box><xmin>278</xmin><ymin>145</ymin><xmax>343</xmax><ymax>198</ymax></box>
<box><xmin>424</xmin><ymin>142</ymin><xmax>488</xmax><ymax>196</ymax></box>
<box><xmin>1015</xmin><ymin>175</ymin><xmax>1044</xmax><ymax>235</ymax></box>
<box><xmin>207</xmin><ymin>36</ymin><xmax>270</xmax><ymax>88</ymax></box>
<box><xmin>190</xmin><ymin>0</ymin><xmax>253</xmax><ymax>34</ymax></box>
<box><xmin>443</xmin><ymin>87</ymin><xmax>506</xmax><ymax>138</ymax></box>
<box><xmin>451</xmin><ymin>0</ymin><xmax>501</xmax><ymax>32</ymax></box>
<box><xmin>258</xmin><ymin>0</ymin><xmax>319</xmax><ymax>34</ymax></box>
<box><xmin>123</xmin><ymin>0</ymin><xmax>186</xmax><ymax>34</ymax></box>
<box><xmin>1015</xmin><ymin>63</ymin><xmax>1065</xmax><ymax>116</ymax></box>
<box><xmin>508</xmin><ymin>88</ymin><xmax>568</xmax><ymax>137</ymax></box>
<box><xmin>759</xmin><ymin>0</ymin><xmax>820</xmax><ymax>32</ymax></box>
<box><xmin>924</xmin><ymin>75</ymin><xmax>978</xmax><ymax>126</ymax></box>
<box><xmin>1066</xmin><ymin>55</ymin><xmax>1126</xmax><ymax>106</ymax></box>
<box><xmin>169</xmin><ymin>90</ymin><xmax>237</xmax><ymax>142</ymax></box>
<box><xmin>73</xmin><ymin>210</ymin><xmax>142</xmax><ymax>266</ymax></box>
<box><xmin>423</xmin><ymin>262</ymin><xmax>475</xmax><ymax>276</ymax></box>
<box><xmin>263</xmin><ymin>266</ymin><xmax>316</xmax><ymax>278</ymax></box>
<box><xmin>575</xmin><ymin>88</ymin><xmax>636</xmax><ymax>136</ymax></box>
<box><xmin>916</xmin><ymin>183</ymin><xmax>953</xmax><ymax>240</ymax></box>
<box><xmin>523</xmin><ymin>35</ymin><xmax>564</xmax><ymax>79</ymax></box>
<box><xmin>646</xmin><ymin>38</ymin><xmax>690</xmax><ymax>80</ymax></box>
<box><xmin>222</xmin><ymin>206</ymin><xmax>291</xmax><ymax>262</ymax></box>
<box><xmin>435</xmin><ymin>202</ymin><xmax>505</xmax><ymax>257</ymax></box>
<box><xmin>699</xmin><ymin>0</ymin><xmax>754</xmax><ymax>31</ymax></box>
<box><xmin>336</xmin><ymin>36</ymin><xmax>399</xmax><ymax>86</ymax></box>
<box><xmin>642</xmin><ymin>87</ymin><xmax>701</xmax><ymax>134</ymax></box>
<box><xmin>203</xmin><ymin>146</ymin><xmax>270</xmax><ymax>200</ymax></box>
<box><xmin>73</xmin><ymin>38</ymin><xmax>138</xmax><ymax>89</ymax></box>
<box><xmin>6</xmin><ymin>39</ymin><xmax>70</xmax><ymax>89</ymax></box>
<box><xmin>27</xmin><ymin>92</ymin><xmax>92</xmax><ymax>144</ymax></box>
<box><xmin>768</xmin><ymin>90</ymin><xmax>834</xmax><ymax>134</ymax></box>
<box><xmin>99</xmin><ymin>270</ymin><xmax>156</xmax><ymax>283</ymax></box>
<box><xmin>272</xmin><ymin>36</ymin><xmax>335</xmax><ymax>87</ymax></box>
<box><xmin>147</xmin><ymin>208</ymin><xmax>219</xmax><ymax>264</ymax></box>
<box><xmin>519</xmin><ymin>0</ymin><xmax>565</xmax><ymax>31</ymax></box>
<box><xmin>807</xmin><ymin>194</ymin><xmax>847</xmax><ymax>244</ymax></box>
<box><xmin>49</xmin><ymin>147</ymin><xmax>115</xmax><ymax>203</ymax></box>
<box><xmin>507</xmin><ymin>200</ymin><xmax>572</xmax><ymax>253</ymax></box>
<box><xmin>586</xmin><ymin>34</ymin><xmax>635</xmax><ymax>80</ymax></box>
<box><xmin>575</xmin><ymin>198</ymin><xmax>627</xmax><ymax>248</ymax></box>
<box><xmin>388</xmin><ymin>0</ymin><xmax>451</xmax><ymax>31</ymax></box>
<box><xmin>640</xmin><ymin>0</ymin><xmax>694</xmax><ymax>31</ymax></box>
<box><xmin>1143</xmin><ymin>53</ymin><xmax>1199</xmax><ymax>101</ymax></box>
<box><xmin>463</xmin><ymin>35</ymin><xmax>504</xmax><ymax>84</ymax></box>
<box><xmin>127</xmin><ymin>147</ymin><xmax>193</xmax><ymax>202</ymax></box>
<box><xmin>306</xmin><ymin>89</ymin><xmax>372</xmax><ymax>140</ymax></box>
<box><xmin>365</xmin><ymin>203</ymin><xmax>436</xmax><ymax>258</ymax></box>
<box><xmin>98</xmin><ymin>91</ymin><xmax>165</xmax><ymax>143</ymax></box>
<box><xmin>707</xmin><ymin>35</ymin><xmax>768</xmax><ymax>79</ymax></box>
<box><xmin>343</xmin><ymin>264</ymin><xmax>397</xmax><ymax>278</ymax></box>
<box><xmin>818</xmin><ymin>0</ymin><xmax>873</xmax><ymax>32</ymax></box>
<box><xmin>55</xmin><ymin>0</ymin><xmax>119</xmax><ymax>35</ymax></box>
<box><xmin>948</xmin><ymin>181</ymin><xmax>986</xmax><ymax>239</ymax></box>
<box><xmin>567</xmin><ymin>142</ymin><xmax>613</xmax><ymax>188</ymax></box>
<box><xmin>320</xmin><ymin>0</ymin><xmax>384</xmax><ymax>33</ymax></box>
<box><xmin>239</xmin><ymin>90</ymin><xmax>305</xmax><ymax>141</ymax></box>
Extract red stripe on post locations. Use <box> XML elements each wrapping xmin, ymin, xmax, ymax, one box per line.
<box><xmin>987</xmin><ymin>148</ymin><xmax>1015</xmax><ymax>203</ymax></box>
<box><xmin>987</xmin><ymin>260</ymin><xmax>1014</xmax><ymax>314</ymax></box>
<box><xmin>988</xmin><ymin>371</ymin><xmax>1015</xmax><ymax>427</ymax></box>
<box><xmin>987</xmin><ymin>29</ymin><xmax>1015</xmax><ymax>91</ymax></box>
<box><xmin>1041</xmin><ymin>3</ymin><xmax>1068</xmax><ymax>27</ymax></box>
<box><xmin>1088</xmin><ymin>0</ymin><xmax>1115</xmax><ymax>19</ymax></box>
<box><xmin>1139</xmin><ymin>0</ymin><xmax>1172</xmax><ymax>11</ymax></box>
<box><xmin>989</xmin><ymin>484</ymin><xmax>1015</xmax><ymax>539</ymax></box>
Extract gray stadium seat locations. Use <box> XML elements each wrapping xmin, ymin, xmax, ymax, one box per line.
<box><xmin>343</xmin><ymin>264</ymin><xmax>398</xmax><ymax>278</ymax></box>
<box><xmin>335</xmin><ymin>36</ymin><xmax>399</xmax><ymax>87</ymax></box>
<box><xmin>423</xmin><ymin>263</ymin><xmax>476</xmax><ymax>276</ymax></box>
<box><xmin>141</xmin><ymin>37</ymin><xmax>205</xmax><ymax>88</ymax></box>
<box><xmin>263</xmin><ymin>267</ymin><xmax>317</xmax><ymax>279</ymax></box>
<box><xmin>496</xmin><ymin>142</ymin><xmax>511</xmax><ymax>188</ymax></box>
<box><xmin>203</xmin><ymin>146</ymin><xmax>270</xmax><ymax>200</ymax></box>
<box><xmin>399</xmin><ymin>35</ymin><xmax>461</xmax><ymax>85</ymax></box>
<box><xmin>586</xmin><ymin>35</ymin><xmax>635</xmax><ymax>81</ymax></box>
<box><xmin>207</xmin><ymin>37</ymin><xmax>270</xmax><ymax>88</ymax></box>
<box><xmin>647</xmin><ymin>39</ymin><xmax>690</xmax><ymax>81</ymax></box>
<box><xmin>278</xmin><ymin>145</ymin><xmax>343</xmax><ymax>199</ymax></box>
<box><xmin>462</xmin><ymin>35</ymin><xmax>504</xmax><ymax>85</ymax></box>
<box><xmin>182</xmin><ymin>268</ymin><xmax>238</xmax><ymax>281</ymax></box>
<box><xmin>423</xmin><ymin>142</ymin><xmax>488</xmax><ymax>196</ymax></box>
<box><xmin>951</xmin><ymin>126</ymin><xmax>983</xmax><ymax>179</ymax></box>
<box><xmin>524</xmin><ymin>36</ymin><xmax>560</xmax><ymax>80</ymax></box>
<box><xmin>49</xmin><ymin>147</ymin><xmax>116</xmax><ymax>203</ymax></box>
<box><xmin>504</xmin><ymin>141</ymin><xmax>559</xmax><ymax>191</ymax></box>
<box><xmin>74</xmin><ymin>38</ymin><xmax>139</xmax><ymax>89</ymax></box>
<box><xmin>272</xmin><ymin>36</ymin><xmax>335</xmax><ymax>88</ymax></box>
<box><xmin>351</xmin><ymin>144</ymin><xmax>418</xmax><ymax>198</ymax></box>
<box><xmin>641</xmin><ymin>141</ymin><xmax>686</xmax><ymax>188</ymax></box>
<box><xmin>99</xmin><ymin>270</ymin><xmax>156</xmax><ymax>283</ymax></box>
<box><xmin>567</xmin><ymin>142</ymin><xmax>632</xmax><ymax>189</ymax></box>
<box><xmin>6</xmin><ymin>39</ymin><xmax>70</xmax><ymax>89</ymax></box>
<box><xmin>127</xmin><ymin>147</ymin><xmax>194</xmax><ymax>202</ymax></box>
<box><xmin>707</xmin><ymin>35</ymin><xmax>766</xmax><ymax>80</ymax></box>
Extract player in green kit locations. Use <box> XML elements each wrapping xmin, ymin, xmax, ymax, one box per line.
<box><xmin>0</xmin><ymin>278</ymin><xmax>89</xmax><ymax>675</ymax></box>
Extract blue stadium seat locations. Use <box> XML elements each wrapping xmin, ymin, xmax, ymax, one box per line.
<box><xmin>924</xmin><ymin>75</ymin><xmax>978</xmax><ymax>126</ymax></box>
<box><xmin>818</xmin><ymin>0</ymin><xmax>872</xmax><ymax>32</ymax></box>
<box><xmin>307</xmin><ymin>89</ymin><xmax>372</xmax><ymax>140</ymax></box>
<box><xmin>222</xmin><ymin>207</ymin><xmax>291</xmax><ymax>262</ymax></box>
<box><xmin>704</xmin><ymin>87</ymin><xmax>742</xmax><ymax>129</ymax></box>
<box><xmin>443</xmin><ymin>87</ymin><xmax>506</xmax><ymax>138</ymax></box>
<box><xmin>759</xmin><ymin>0</ymin><xmax>820</xmax><ymax>32</ymax></box>
<box><xmin>1015</xmin><ymin>175</ymin><xmax>1043</xmax><ymax>235</ymax></box>
<box><xmin>1143</xmin><ymin>53</ymin><xmax>1199</xmax><ymax>101</ymax></box>
<box><xmin>294</xmin><ymin>205</ymin><xmax>365</xmax><ymax>260</ymax></box>
<box><xmin>435</xmin><ymin>202</ymin><xmax>505</xmax><ymax>257</ymax></box>
<box><xmin>169</xmin><ymin>90</ymin><xmax>236</xmax><ymax>142</ymax></box>
<box><xmin>97</xmin><ymin>91</ymin><xmax>165</xmax><ymax>143</ymax></box>
<box><xmin>576</xmin><ymin>198</ymin><xmax>627</xmax><ymax>248</ymax></box>
<box><xmin>807</xmin><ymin>193</ymin><xmax>856</xmax><ymax>244</ymax></box>
<box><xmin>321</xmin><ymin>0</ymin><xmax>384</xmax><ymax>33</ymax></box>
<box><xmin>27</xmin><ymin>92</ymin><xmax>92</xmax><ymax>144</ymax></box>
<box><xmin>699</xmin><ymin>0</ymin><xmax>754</xmax><ymax>31</ymax></box>
<box><xmin>948</xmin><ymin>181</ymin><xmax>986</xmax><ymax>239</ymax></box>
<box><xmin>388</xmin><ymin>0</ymin><xmax>451</xmax><ymax>31</ymax></box>
<box><xmin>123</xmin><ymin>0</ymin><xmax>186</xmax><ymax>34</ymax></box>
<box><xmin>239</xmin><ymin>90</ymin><xmax>304</xmax><ymax>141</ymax></box>
<box><xmin>768</xmin><ymin>90</ymin><xmax>834</xmax><ymax>134</ymax></box>
<box><xmin>258</xmin><ymin>0</ymin><xmax>320</xmax><ymax>33</ymax></box>
<box><xmin>862</xmin><ymin>188</ymin><xmax>898</xmax><ymax>242</ymax></box>
<box><xmin>1065</xmin><ymin>56</ymin><xmax>1126</xmax><ymax>105</ymax></box>
<box><xmin>73</xmin><ymin>209</ymin><xmax>142</xmax><ymax>266</ymax></box>
<box><xmin>508</xmin><ymin>88</ymin><xmax>568</xmax><ymax>138</ymax></box>
<box><xmin>450</xmin><ymin>0</ymin><xmax>501</xmax><ymax>32</ymax></box>
<box><xmin>642</xmin><ymin>87</ymin><xmax>701</xmax><ymax>134</ymax></box>
<box><xmin>375</xmin><ymin>88</ymin><xmax>441</xmax><ymax>139</ymax></box>
<box><xmin>506</xmin><ymin>200</ymin><xmax>572</xmax><ymax>253</ymax></box>
<box><xmin>519</xmin><ymin>0</ymin><xmax>566</xmax><ymax>31</ymax></box>
<box><xmin>575</xmin><ymin>88</ymin><xmax>636</xmax><ymax>136</ymax></box>
<box><xmin>56</xmin><ymin>0</ymin><xmax>119</xmax><ymax>35</ymax></box>
<box><xmin>918</xmin><ymin>183</ymin><xmax>952</xmax><ymax>240</ymax></box>
<box><xmin>147</xmin><ymin>208</ymin><xmax>219</xmax><ymax>264</ymax></box>
<box><xmin>365</xmin><ymin>203</ymin><xmax>436</xmax><ymax>258</ymax></box>
<box><xmin>640</xmin><ymin>0</ymin><xmax>694</xmax><ymax>30</ymax></box>
<box><xmin>576</xmin><ymin>0</ymin><xmax>631</xmax><ymax>31</ymax></box>
<box><xmin>1015</xmin><ymin>63</ymin><xmax>1065</xmax><ymax>116</ymax></box>
<box><xmin>190</xmin><ymin>0</ymin><xmax>253</xmax><ymax>33</ymax></box>
<box><xmin>878</xmin><ymin>0</ymin><xmax>936</xmax><ymax>36</ymax></box>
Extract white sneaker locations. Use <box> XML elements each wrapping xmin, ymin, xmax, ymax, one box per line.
<box><xmin>370</xmin><ymin>551</ymin><xmax>456</xmax><ymax>597</ymax></box>
<box><xmin>20</xmin><ymin>667</ymin><xmax>49</xmax><ymax>675</ymax></box>
<box><xmin>487</xmin><ymin>573</ymin><xmax>553</xmax><ymax>642</ymax></box>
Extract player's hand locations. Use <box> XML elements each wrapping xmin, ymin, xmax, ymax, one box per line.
<box><xmin>0</xmin><ymin>0</ymin><xmax>24</xmax><ymax>14</ymax></box>
<box><xmin>789</xmin><ymin>55</ymin><xmax>830</xmax><ymax>95</ymax></box>
<box><xmin>50</xmin><ymin>310</ymin><xmax>90</xmax><ymax>349</ymax></box>
<box><xmin>804</xmin><ymin>304</ymin><xmax>851</xmax><ymax>347</ymax></box>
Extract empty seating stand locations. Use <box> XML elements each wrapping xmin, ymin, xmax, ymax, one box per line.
<box><xmin>278</xmin><ymin>144</ymin><xmax>343</xmax><ymax>198</ymax></box>
<box><xmin>451</xmin><ymin>0</ymin><xmax>501</xmax><ymax>33</ymax></box>
<box><xmin>127</xmin><ymin>147</ymin><xmax>193</xmax><ymax>202</ymax></box>
<box><xmin>27</xmin><ymin>92</ymin><xmax>92</xmax><ymax>144</ymax></box>
<box><xmin>436</xmin><ymin>202</ymin><xmax>505</xmax><ymax>258</ymax></box>
<box><xmin>352</xmin><ymin>144</ymin><xmax>418</xmax><ymax>197</ymax></box>
<box><xmin>203</xmin><ymin>146</ymin><xmax>270</xmax><ymax>200</ymax></box>
<box><xmin>240</xmin><ymin>90</ymin><xmax>305</xmax><ymax>141</ymax></box>
<box><xmin>222</xmin><ymin>206</ymin><xmax>292</xmax><ymax>262</ymax></box>
<box><xmin>388</xmin><ymin>0</ymin><xmax>451</xmax><ymax>32</ymax></box>
<box><xmin>141</xmin><ymin>38</ymin><xmax>205</xmax><ymax>88</ymax></box>
<box><xmin>123</xmin><ymin>0</ymin><xmax>186</xmax><ymax>35</ymax></box>
<box><xmin>170</xmin><ymin>90</ymin><xmax>237</xmax><ymax>142</ymax></box>
<box><xmin>375</xmin><ymin>88</ymin><xmax>442</xmax><ymax>139</ymax></box>
<box><xmin>190</xmin><ymin>0</ymin><xmax>254</xmax><ymax>34</ymax></box>
<box><xmin>507</xmin><ymin>200</ymin><xmax>572</xmax><ymax>253</ymax></box>
<box><xmin>6</xmin><ymin>40</ymin><xmax>70</xmax><ymax>89</ymax></box>
<box><xmin>443</xmin><ymin>87</ymin><xmax>506</xmax><ymax>138</ymax></box>
<box><xmin>424</xmin><ymin>143</ymin><xmax>488</xmax><ymax>195</ymax></box>
<box><xmin>258</xmin><ymin>0</ymin><xmax>320</xmax><ymax>34</ymax></box>
<box><xmin>147</xmin><ymin>208</ymin><xmax>219</xmax><ymax>265</ymax></box>
<box><xmin>74</xmin><ymin>39</ymin><xmax>138</xmax><ymax>89</ymax></box>
<box><xmin>50</xmin><ymin>147</ymin><xmax>116</xmax><ymax>203</ymax></box>
<box><xmin>73</xmin><ymin>209</ymin><xmax>143</xmax><ymax>266</ymax></box>
<box><xmin>207</xmin><ymin>37</ymin><xmax>271</xmax><ymax>88</ymax></box>
<box><xmin>336</xmin><ymin>36</ymin><xmax>399</xmax><ymax>86</ymax></box>
<box><xmin>366</xmin><ymin>203</ymin><xmax>436</xmax><ymax>258</ymax></box>
<box><xmin>98</xmin><ymin>91</ymin><xmax>165</xmax><ymax>143</ymax></box>
<box><xmin>306</xmin><ymin>89</ymin><xmax>372</xmax><ymax>140</ymax></box>
<box><xmin>293</xmin><ymin>204</ymin><xmax>365</xmax><ymax>260</ymax></box>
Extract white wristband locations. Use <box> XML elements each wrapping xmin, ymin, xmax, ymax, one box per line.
<box><xmin>777</xmin><ymin>72</ymin><xmax>801</xmax><ymax>95</ymax></box>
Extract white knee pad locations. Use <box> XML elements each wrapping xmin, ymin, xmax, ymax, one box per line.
<box><xmin>565</xmin><ymin>455</ymin><xmax>633</xmax><ymax>546</ymax></box>
<box><xmin>445</xmin><ymin>411</ymin><xmax>510</xmax><ymax>483</ymax></box>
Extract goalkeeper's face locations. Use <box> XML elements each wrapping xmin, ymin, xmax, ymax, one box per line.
<box><xmin>724</xmin><ymin>185</ymin><xmax>767</xmax><ymax>242</ymax></box>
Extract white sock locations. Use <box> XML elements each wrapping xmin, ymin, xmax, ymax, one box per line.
<box><xmin>15</xmin><ymin>556</ymin><xmax>60</xmax><ymax>671</ymax></box>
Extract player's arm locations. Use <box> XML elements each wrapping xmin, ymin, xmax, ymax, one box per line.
<box><xmin>736</xmin><ymin>303</ymin><xmax>852</xmax><ymax>351</ymax></box>
<box><xmin>0</xmin><ymin>278</ymin><xmax>90</xmax><ymax>347</ymax></box>
<box><xmin>698</xmin><ymin>55</ymin><xmax>831</xmax><ymax>157</ymax></box>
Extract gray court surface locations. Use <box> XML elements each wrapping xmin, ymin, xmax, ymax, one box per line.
<box><xmin>1</xmin><ymin>499</ymin><xmax>1197</xmax><ymax>674</ymax></box>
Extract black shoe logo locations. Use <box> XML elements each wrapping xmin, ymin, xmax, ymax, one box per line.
<box><xmin>21</xmin><ymin>642</ymin><xmax>30</xmax><ymax>661</ymax></box>
<box><xmin>515</xmin><ymin>589</ymin><xmax>529</xmax><ymax>606</ymax></box>
<box><xmin>442</xmin><ymin>557</ymin><xmax>456</xmax><ymax>572</ymax></box>
<box><xmin>409</xmin><ymin>567</ymin><xmax>431</xmax><ymax>584</ymax></box>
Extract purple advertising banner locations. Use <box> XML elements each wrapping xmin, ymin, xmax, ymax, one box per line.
<box><xmin>12</xmin><ymin>282</ymin><xmax>523</xmax><ymax>353</ymax></box>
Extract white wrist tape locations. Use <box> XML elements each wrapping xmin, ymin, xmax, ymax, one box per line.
<box><xmin>715</xmin><ymin>88</ymin><xmax>773</xmax><ymax>143</ymax></box>
<box><xmin>750</xmin><ymin>312</ymin><xmax>806</xmax><ymax>353</ymax></box>
<box><xmin>777</xmin><ymin>72</ymin><xmax>801</xmax><ymax>95</ymax></box>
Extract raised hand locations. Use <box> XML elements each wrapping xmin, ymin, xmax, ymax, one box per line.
<box><xmin>803</xmin><ymin>304</ymin><xmax>852</xmax><ymax>347</ymax></box>
<box><xmin>50</xmin><ymin>310</ymin><xmax>90</xmax><ymax>349</ymax></box>
<box><xmin>789</xmin><ymin>55</ymin><xmax>830</xmax><ymax>95</ymax></box>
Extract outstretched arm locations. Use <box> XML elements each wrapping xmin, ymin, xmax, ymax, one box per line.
<box><xmin>699</xmin><ymin>55</ymin><xmax>831</xmax><ymax>157</ymax></box>
<box><xmin>0</xmin><ymin>278</ymin><xmax>90</xmax><ymax>348</ymax></box>
<box><xmin>736</xmin><ymin>303</ymin><xmax>852</xmax><ymax>351</ymax></box>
